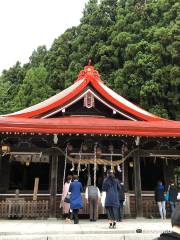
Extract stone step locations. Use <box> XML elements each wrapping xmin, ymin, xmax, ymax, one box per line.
<box><xmin>0</xmin><ymin>234</ymin><xmax>158</xmax><ymax>240</ymax></box>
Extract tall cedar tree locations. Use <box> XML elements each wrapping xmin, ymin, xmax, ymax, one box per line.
<box><xmin>0</xmin><ymin>0</ymin><xmax>179</xmax><ymax>119</ymax></box>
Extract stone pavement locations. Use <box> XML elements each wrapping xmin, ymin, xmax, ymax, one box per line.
<box><xmin>0</xmin><ymin>218</ymin><xmax>172</xmax><ymax>240</ymax></box>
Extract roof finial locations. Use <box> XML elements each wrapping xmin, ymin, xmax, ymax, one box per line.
<box><xmin>88</xmin><ymin>59</ymin><xmax>92</xmax><ymax>66</ymax></box>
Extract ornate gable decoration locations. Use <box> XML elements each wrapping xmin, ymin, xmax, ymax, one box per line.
<box><xmin>76</xmin><ymin>62</ymin><xmax>102</xmax><ymax>82</ymax></box>
<box><xmin>83</xmin><ymin>92</ymin><xmax>95</xmax><ymax>109</ymax></box>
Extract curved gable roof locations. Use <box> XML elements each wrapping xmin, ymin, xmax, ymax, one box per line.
<box><xmin>3</xmin><ymin>64</ymin><xmax>163</xmax><ymax>121</ymax></box>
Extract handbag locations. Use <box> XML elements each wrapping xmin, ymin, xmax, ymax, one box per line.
<box><xmin>101</xmin><ymin>191</ymin><xmax>106</xmax><ymax>207</ymax></box>
<box><xmin>165</xmin><ymin>185</ymin><xmax>170</xmax><ymax>201</ymax></box>
<box><xmin>64</xmin><ymin>193</ymin><xmax>71</xmax><ymax>203</ymax></box>
<box><xmin>165</xmin><ymin>192</ymin><xmax>169</xmax><ymax>201</ymax></box>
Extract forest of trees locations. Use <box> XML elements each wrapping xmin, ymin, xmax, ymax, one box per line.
<box><xmin>0</xmin><ymin>0</ymin><xmax>179</xmax><ymax>119</ymax></box>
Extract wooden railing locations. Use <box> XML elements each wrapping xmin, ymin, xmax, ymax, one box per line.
<box><xmin>0</xmin><ymin>199</ymin><xmax>49</xmax><ymax>219</ymax></box>
<box><xmin>0</xmin><ymin>193</ymin><xmax>163</xmax><ymax>219</ymax></box>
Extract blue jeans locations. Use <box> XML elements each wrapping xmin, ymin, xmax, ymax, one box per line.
<box><xmin>169</xmin><ymin>201</ymin><xmax>176</xmax><ymax>212</ymax></box>
<box><xmin>157</xmin><ymin>201</ymin><xmax>166</xmax><ymax>219</ymax></box>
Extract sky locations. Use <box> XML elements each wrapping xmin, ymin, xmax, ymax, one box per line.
<box><xmin>0</xmin><ymin>0</ymin><xmax>88</xmax><ymax>74</ymax></box>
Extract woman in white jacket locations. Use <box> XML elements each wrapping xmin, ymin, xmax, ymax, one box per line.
<box><xmin>60</xmin><ymin>175</ymin><xmax>72</xmax><ymax>223</ymax></box>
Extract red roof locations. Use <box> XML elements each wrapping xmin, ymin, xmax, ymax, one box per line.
<box><xmin>3</xmin><ymin>65</ymin><xmax>162</xmax><ymax>121</ymax></box>
<box><xmin>0</xmin><ymin>64</ymin><xmax>180</xmax><ymax>137</ymax></box>
<box><xmin>0</xmin><ymin>116</ymin><xmax>179</xmax><ymax>137</ymax></box>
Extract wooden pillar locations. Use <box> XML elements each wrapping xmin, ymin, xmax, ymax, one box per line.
<box><xmin>124</xmin><ymin>160</ymin><xmax>129</xmax><ymax>191</ymax></box>
<box><xmin>0</xmin><ymin>156</ymin><xmax>2</xmax><ymax>174</ymax></box>
<box><xmin>49</xmin><ymin>153</ymin><xmax>58</xmax><ymax>219</ymax></box>
<box><xmin>133</xmin><ymin>149</ymin><xmax>143</xmax><ymax>217</ymax></box>
<box><xmin>0</xmin><ymin>154</ymin><xmax>10</xmax><ymax>192</ymax></box>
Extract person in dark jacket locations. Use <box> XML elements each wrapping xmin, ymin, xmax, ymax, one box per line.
<box><xmin>168</xmin><ymin>180</ymin><xmax>178</xmax><ymax>213</ymax></box>
<box><xmin>102</xmin><ymin>170</ymin><xmax>120</xmax><ymax>229</ymax></box>
<box><xmin>155</xmin><ymin>181</ymin><xmax>166</xmax><ymax>219</ymax></box>
<box><xmin>154</xmin><ymin>204</ymin><xmax>180</xmax><ymax>240</ymax></box>
<box><xmin>118</xmin><ymin>181</ymin><xmax>125</xmax><ymax>222</ymax></box>
<box><xmin>69</xmin><ymin>175</ymin><xmax>83</xmax><ymax>224</ymax></box>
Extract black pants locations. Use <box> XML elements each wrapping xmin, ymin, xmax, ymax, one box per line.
<box><xmin>72</xmin><ymin>209</ymin><xmax>79</xmax><ymax>224</ymax></box>
<box><xmin>106</xmin><ymin>206</ymin><xmax>118</xmax><ymax>221</ymax></box>
<box><xmin>118</xmin><ymin>201</ymin><xmax>124</xmax><ymax>220</ymax></box>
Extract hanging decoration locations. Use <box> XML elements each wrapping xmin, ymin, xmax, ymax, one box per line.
<box><xmin>81</xmin><ymin>164</ymin><xmax>87</xmax><ymax>171</ymax></box>
<box><xmin>67</xmin><ymin>143</ymin><xmax>73</xmax><ymax>152</ymax></box>
<box><xmin>96</xmin><ymin>147</ymin><xmax>102</xmax><ymax>156</ymax></box>
<box><xmin>94</xmin><ymin>143</ymin><xmax>98</xmax><ymax>186</ymax></box>
<box><xmin>109</xmin><ymin>144</ymin><xmax>114</xmax><ymax>170</ymax></box>
<box><xmin>83</xmin><ymin>92</ymin><xmax>95</xmax><ymax>109</ymax></box>
<box><xmin>165</xmin><ymin>158</ymin><xmax>168</xmax><ymax>166</ymax></box>
<box><xmin>62</xmin><ymin>144</ymin><xmax>68</xmax><ymax>185</ymax></box>
<box><xmin>122</xmin><ymin>144</ymin><xmax>128</xmax><ymax>156</ymax></box>
<box><xmin>65</xmin><ymin>148</ymin><xmax>139</xmax><ymax>167</ymax></box>
<box><xmin>108</xmin><ymin>144</ymin><xmax>114</xmax><ymax>152</ymax></box>
<box><xmin>70</xmin><ymin>162</ymin><xmax>75</xmax><ymax>172</ymax></box>
<box><xmin>87</xmin><ymin>164</ymin><xmax>91</xmax><ymax>186</ymax></box>
<box><xmin>77</xmin><ymin>143</ymin><xmax>83</xmax><ymax>176</ymax></box>
<box><xmin>25</xmin><ymin>156</ymin><xmax>31</xmax><ymax>166</ymax></box>
<box><xmin>103</xmin><ymin>165</ymin><xmax>107</xmax><ymax>172</ymax></box>
<box><xmin>117</xmin><ymin>165</ymin><xmax>122</xmax><ymax>172</ymax></box>
<box><xmin>82</xmin><ymin>144</ymin><xmax>88</xmax><ymax>152</ymax></box>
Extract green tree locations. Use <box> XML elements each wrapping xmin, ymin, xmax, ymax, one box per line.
<box><xmin>0</xmin><ymin>0</ymin><xmax>179</xmax><ymax>120</ymax></box>
<box><xmin>14</xmin><ymin>64</ymin><xmax>54</xmax><ymax>111</ymax></box>
<box><xmin>29</xmin><ymin>46</ymin><xmax>48</xmax><ymax>67</ymax></box>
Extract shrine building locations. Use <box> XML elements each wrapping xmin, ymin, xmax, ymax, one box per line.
<box><xmin>0</xmin><ymin>63</ymin><xmax>180</xmax><ymax>219</ymax></box>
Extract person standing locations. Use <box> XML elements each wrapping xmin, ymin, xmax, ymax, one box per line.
<box><xmin>118</xmin><ymin>181</ymin><xmax>125</xmax><ymax>222</ymax></box>
<box><xmin>102</xmin><ymin>170</ymin><xmax>120</xmax><ymax>229</ymax></box>
<box><xmin>154</xmin><ymin>181</ymin><xmax>166</xmax><ymax>220</ymax></box>
<box><xmin>69</xmin><ymin>175</ymin><xmax>83</xmax><ymax>224</ymax></box>
<box><xmin>169</xmin><ymin>180</ymin><xmax>178</xmax><ymax>213</ymax></box>
<box><xmin>60</xmin><ymin>175</ymin><xmax>72</xmax><ymax>223</ymax></box>
<box><xmin>85</xmin><ymin>184</ymin><xmax>100</xmax><ymax>221</ymax></box>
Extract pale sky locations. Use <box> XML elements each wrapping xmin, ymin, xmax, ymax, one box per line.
<box><xmin>0</xmin><ymin>0</ymin><xmax>88</xmax><ymax>74</ymax></box>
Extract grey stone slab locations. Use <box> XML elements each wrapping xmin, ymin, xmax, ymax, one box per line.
<box><xmin>124</xmin><ymin>234</ymin><xmax>158</xmax><ymax>240</ymax></box>
<box><xmin>48</xmin><ymin>235</ymin><xmax>125</xmax><ymax>240</ymax></box>
<box><xmin>0</xmin><ymin>236</ymin><xmax>46</xmax><ymax>240</ymax></box>
<box><xmin>0</xmin><ymin>234</ymin><xmax>159</xmax><ymax>240</ymax></box>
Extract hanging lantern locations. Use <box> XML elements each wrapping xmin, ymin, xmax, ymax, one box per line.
<box><xmin>122</xmin><ymin>144</ymin><xmax>128</xmax><ymax>155</ymax></box>
<box><xmin>67</xmin><ymin>144</ymin><xmax>73</xmax><ymax>152</ymax></box>
<box><xmin>108</xmin><ymin>144</ymin><xmax>114</xmax><ymax>152</ymax></box>
<box><xmin>129</xmin><ymin>161</ymin><xmax>134</xmax><ymax>168</ymax></box>
<box><xmin>82</xmin><ymin>144</ymin><xmax>88</xmax><ymax>152</ymax></box>
<box><xmin>2</xmin><ymin>144</ymin><xmax>10</xmax><ymax>153</ymax></box>
<box><xmin>96</xmin><ymin>147</ymin><xmax>102</xmax><ymax>156</ymax></box>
